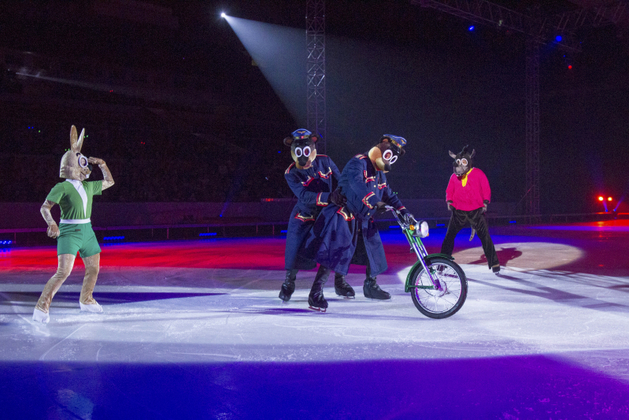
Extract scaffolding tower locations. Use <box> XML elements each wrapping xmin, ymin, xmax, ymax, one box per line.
<box><xmin>306</xmin><ymin>0</ymin><xmax>326</xmax><ymax>152</ymax></box>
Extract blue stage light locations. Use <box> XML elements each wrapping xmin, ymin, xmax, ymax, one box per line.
<box><xmin>221</xmin><ymin>12</ymin><xmax>226</xmax><ymax>18</ymax></box>
<box><xmin>556</xmin><ymin>35</ymin><xmax>562</xmax><ymax>42</ymax></box>
<box><xmin>468</xmin><ymin>25</ymin><xmax>475</xmax><ymax>31</ymax></box>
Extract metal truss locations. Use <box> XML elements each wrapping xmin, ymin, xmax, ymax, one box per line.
<box><xmin>412</xmin><ymin>0</ymin><xmax>582</xmax><ymax>52</ymax></box>
<box><xmin>553</xmin><ymin>2</ymin><xmax>628</xmax><ymax>33</ymax></box>
<box><xmin>410</xmin><ymin>0</ymin><xmax>598</xmax><ymax>216</ymax></box>
<box><xmin>525</xmin><ymin>37</ymin><xmax>541</xmax><ymax>217</ymax></box>
<box><xmin>412</xmin><ymin>0</ymin><xmax>527</xmax><ymax>32</ymax></box>
<box><xmin>306</xmin><ymin>0</ymin><xmax>326</xmax><ymax>152</ymax></box>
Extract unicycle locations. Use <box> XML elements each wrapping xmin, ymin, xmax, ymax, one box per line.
<box><xmin>386</xmin><ymin>206</ymin><xmax>467</xmax><ymax>319</ymax></box>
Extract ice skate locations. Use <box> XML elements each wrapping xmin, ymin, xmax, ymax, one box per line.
<box><xmin>32</xmin><ymin>307</ymin><xmax>50</xmax><ymax>324</ymax></box>
<box><xmin>279</xmin><ymin>269</ymin><xmax>297</xmax><ymax>302</ymax></box>
<box><xmin>492</xmin><ymin>264</ymin><xmax>501</xmax><ymax>276</ymax></box>
<box><xmin>363</xmin><ymin>277</ymin><xmax>391</xmax><ymax>300</ymax></box>
<box><xmin>334</xmin><ymin>274</ymin><xmax>355</xmax><ymax>299</ymax></box>
<box><xmin>308</xmin><ymin>290</ymin><xmax>328</xmax><ymax>312</ymax></box>
<box><xmin>308</xmin><ymin>265</ymin><xmax>330</xmax><ymax>312</ymax></box>
<box><xmin>80</xmin><ymin>301</ymin><xmax>103</xmax><ymax>313</ymax></box>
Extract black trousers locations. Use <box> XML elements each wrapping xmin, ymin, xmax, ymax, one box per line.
<box><xmin>440</xmin><ymin>208</ymin><xmax>499</xmax><ymax>268</ymax></box>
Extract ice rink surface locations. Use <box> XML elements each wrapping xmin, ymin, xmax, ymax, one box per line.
<box><xmin>1</xmin><ymin>220</ymin><xmax>629</xmax><ymax>419</ymax></box>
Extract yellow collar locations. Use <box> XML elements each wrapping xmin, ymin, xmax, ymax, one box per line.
<box><xmin>460</xmin><ymin>168</ymin><xmax>474</xmax><ymax>187</ymax></box>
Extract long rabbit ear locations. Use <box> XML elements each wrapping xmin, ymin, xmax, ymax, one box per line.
<box><xmin>70</xmin><ymin>125</ymin><xmax>78</xmax><ymax>150</ymax></box>
<box><xmin>470</xmin><ymin>149</ymin><xmax>476</xmax><ymax>159</ymax></box>
<box><xmin>69</xmin><ymin>125</ymin><xmax>85</xmax><ymax>152</ymax></box>
<box><xmin>76</xmin><ymin>128</ymin><xmax>85</xmax><ymax>152</ymax></box>
<box><xmin>448</xmin><ymin>150</ymin><xmax>457</xmax><ymax>159</ymax></box>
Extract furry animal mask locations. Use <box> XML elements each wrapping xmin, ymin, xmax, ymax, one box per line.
<box><xmin>449</xmin><ymin>145</ymin><xmax>476</xmax><ymax>176</ymax></box>
<box><xmin>368</xmin><ymin>134</ymin><xmax>406</xmax><ymax>172</ymax></box>
<box><xmin>284</xmin><ymin>129</ymin><xmax>318</xmax><ymax>169</ymax></box>
<box><xmin>60</xmin><ymin>125</ymin><xmax>92</xmax><ymax>180</ymax></box>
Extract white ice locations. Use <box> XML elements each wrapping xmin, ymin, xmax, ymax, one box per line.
<box><xmin>2</xmin><ymin>263</ymin><xmax>629</xmax><ymax>384</ymax></box>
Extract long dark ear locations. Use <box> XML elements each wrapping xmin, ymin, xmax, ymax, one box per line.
<box><xmin>448</xmin><ymin>150</ymin><xmax>457</xmax><ymax>159</ymax></box>
<box><xmin>460</xmin><ymin>145</ymin><xmax>469</xmax><ymax>155</ymax></box>
<box><xmin>310</xmin><ymin>135</ymin><xmax>318</xmax><ymax>143</ymax></box>
<box><xmin>470</xmin><ymin>149</ymin><xmax>476</xmax><ymax>159</ymax></box>
<box><xmin>283</xmin><ymin>136</ymin><xmax>293</xmax><ymax>147</ymax></box>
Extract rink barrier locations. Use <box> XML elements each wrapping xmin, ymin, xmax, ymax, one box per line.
<box><xmin>0</xmin><ymin>212</ymin><xmax>624</xmax><ymax>246</ymax></box>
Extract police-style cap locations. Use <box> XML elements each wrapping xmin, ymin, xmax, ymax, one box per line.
<box><xmin>284</xmin><ymin>128</ymin><xmax>318</xmax><ymax>147</ymax></box>
<box><xmin>292</xmin><ymin>129</ymin><xmax>313</xmax><ymax>141</ymax></box>
<box><xmin>381</xmin><ymin>134</ymin><xmax>407</xmax><ymax>150</ymax></box>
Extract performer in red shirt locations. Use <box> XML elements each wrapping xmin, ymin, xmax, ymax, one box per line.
<box><xmin>441</xmin><ymin>146</ymin><xmax>500</xmax><ymax>274</ymax></box>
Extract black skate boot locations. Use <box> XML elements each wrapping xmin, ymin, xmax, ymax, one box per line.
<box><xmin>334</xmin><ymin>273</ymin><xmax>355</xmax><ymax>299</ymax></box>
<box><xmin>363</xmin><ymin>277</ymin><xmax>391</xmax><ymax>300</ymax></box>
<box><xmin>492</xmin><ymin>264</ymin><xmax>500</xmax><ymax>275</ymax></box>
<box><xmin>279</xmin><ymin>269</ymin><xmax>298</xmax><ymax>302</ymax></box>
<box><xmin>308</xmin><ymin>266</ymin><xmax>330</xmax><ymax>312</ymax></box>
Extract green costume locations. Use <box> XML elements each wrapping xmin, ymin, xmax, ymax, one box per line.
<box><xmin>46</xmin><ymin>179</ymin><xmax>103</xmax><ymax>257</ymax></box>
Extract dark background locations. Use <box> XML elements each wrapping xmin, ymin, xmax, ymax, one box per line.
<box><xmin>1</xmin><ymin>0</ymin><xmax>627</xmax><ymax>214</ymax></box>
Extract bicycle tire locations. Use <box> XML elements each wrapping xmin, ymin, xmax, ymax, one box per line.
<box><xmin>409</xmin><ymin>257</ymin><xmax>467</xmax><ymax>319</ymax></box>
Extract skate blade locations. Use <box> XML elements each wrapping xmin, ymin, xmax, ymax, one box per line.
<box><xmin>308</xmin><ymin>306</ymin><xmax>327</xmax><ymax>312</ymax></box>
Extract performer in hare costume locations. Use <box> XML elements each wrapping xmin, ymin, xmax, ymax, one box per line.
<box><xmin>280</xmin><ymin>129</ymin><xmax>355</xmax><ymax>307</ymax></box>
<box><xmin>302</xmin><ymin>135</ymin><xmax>414</xmax><ymax>309</ymax></box>
<box><xmin>33</xmin><ymin>125</ymin><xmax>115</xmax><ymax>324</ymax></box>
<box><xmin>441</xmin><ymin>145</ymin><xmax>500</xmax><ymax>273</ymax></box>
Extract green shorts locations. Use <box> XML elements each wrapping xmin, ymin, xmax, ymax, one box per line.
<box><xmin>57</xmin><ymin>223</ymin><xmax>101</xmax><ymax>258</ymax></box>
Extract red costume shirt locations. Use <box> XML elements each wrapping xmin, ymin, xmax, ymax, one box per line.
<box><xmin>445</xmin><ymin>168</ymin><xmax>491</xmax><ymax>211</ymax></box>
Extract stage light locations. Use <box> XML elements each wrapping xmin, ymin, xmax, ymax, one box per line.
<box><xmin>568</xmin><ymin>65</ymin><xmax>572</xmax><ymax>69</ymax></box>
<box><xmin>468</xmin><ymin>25</ymin><xmax>475</xmax><ymax>31</ymax></box>
<box><xmin>556</xmin><ymin>35</ymin><xmax>562</xmax><ymax>42</ymax></box>
<box><xmin>221</xmin><ymin>12</ymin><xmax>226</xmax><ymax>18</ymax></box>
<box><xmin>608</xmin><ymin>197</ymin><xmax>613</xmax><ymax>201</ymax></box>
<box><xmin>598</xmin><ymin>196</ymin><xmax>604</xmax><ymax>201</ymax></box>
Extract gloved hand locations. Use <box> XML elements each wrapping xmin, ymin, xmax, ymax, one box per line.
<box><xmin>403</xmin><ymin>212</ymin><xmax>416</xmax><ymax>225</ymax></box>
<box><xmin>328</xmin><ymin>189</ymin><xmax>346</xmax><ymax>206</ymax></box>
<box><xmin>482</xmin><ymin>200</ymin><xmax>489</xmax><ymax>213</ymax></box>
<box><xmin>375</xmin><ymin>201</ymin><xmax>388</xmax><ymax>215</ymax></box>
<box><xmin>446</xmin><ymin>201</ymin><xmax>454</xmax><ymax>211</ymax></box>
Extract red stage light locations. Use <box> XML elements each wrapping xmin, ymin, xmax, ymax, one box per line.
<box><xmin>608</xmin><ymin>197</ymin><xmax>612</xmax><ymax>201</ymax></box>
<box><xmin>598</xmin><ymin>196</ymin><xmax>604</xmax><ymax>201</ymax></box>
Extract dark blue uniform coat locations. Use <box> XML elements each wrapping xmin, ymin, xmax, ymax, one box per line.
<box><xmin>303</xmin><ymin>154</ymin><xmax>408</xmax><ymax>276</ymax></box>
<box><xmin>285</xmin><ymin>155</ymin><xmax>341</xmax><ymax>270</ymax></box>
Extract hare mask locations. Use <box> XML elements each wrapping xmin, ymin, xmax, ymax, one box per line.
<box><xmin>60</xmin><ymin>125</ymin><xmax>92</xmax><ymax>180</ymax></box>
